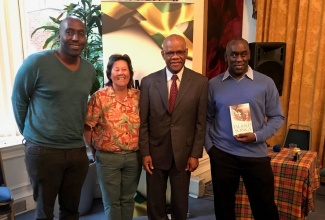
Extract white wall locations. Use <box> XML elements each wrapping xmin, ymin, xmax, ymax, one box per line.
<box><xmin>242</xmin><ymin>0</ymin><xmax>256</xmax><ymax>43</ymax></box>
<box><xmin>0</xmin><ymin>143</ymin><xmax>36</xmax><ymax>214</ymax></box>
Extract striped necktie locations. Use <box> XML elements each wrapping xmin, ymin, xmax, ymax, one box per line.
<box><xmin>169</xmin><ymin>75</ymin><xmax>178</xmax><ymax>112</ymax></box>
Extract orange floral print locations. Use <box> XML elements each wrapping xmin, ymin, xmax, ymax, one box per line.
<box><xmin>85</xmin><ymin>86</ymin><xmax>140</xmax><ymax>152</ymax></box>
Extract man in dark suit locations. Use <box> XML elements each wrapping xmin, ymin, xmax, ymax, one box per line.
<box><xmin>139</xmin><ymin>34</ymin><xmax>208</xmax><ymax>220</ymax></box>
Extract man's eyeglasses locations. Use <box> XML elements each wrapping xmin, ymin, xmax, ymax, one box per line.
<box><xmin>65</xmin><ymin>29</ymin><xmax>86</xmax><ymax>37</ymax></box>
<box><xmin>163</xmin><ymin>50</ymin><xmax>187</xmax><ymax>58</ymax></box>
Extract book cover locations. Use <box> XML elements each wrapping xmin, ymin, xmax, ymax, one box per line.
<box><xmin>229</xmin><ymin>103</ymin><xmax>253</xmax><ymax>135</ymax></box>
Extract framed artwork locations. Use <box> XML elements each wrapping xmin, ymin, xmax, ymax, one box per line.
<box><xmin>101</xmin><ymin>0</ymin><xmax>194</xmax><ymax>85</ymax></box>
<box><xmin>206</xmin><ymin>0</ymin><xmax>243</xmax><ymax>79</ymax></box>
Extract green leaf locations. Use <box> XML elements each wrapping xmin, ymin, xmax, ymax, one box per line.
<box><xmin>31</xmin><ymin>26</ymin><xmax>59</xmax><ymax>38</ymax></box>
<box><xmin>31</xmin><ymin>0</ymin><xmax>103</xmax><ymax>95</ymax></box>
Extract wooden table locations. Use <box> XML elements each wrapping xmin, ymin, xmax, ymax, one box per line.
<box><xmin>235</xmin><ymin>148</ymin><xmax>320</xmax><ymax>220</ymax></box>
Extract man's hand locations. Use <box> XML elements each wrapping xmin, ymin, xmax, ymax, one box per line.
<box><xmin>234</xmin><ymin>132</ymin><xmax>256</xmax><ymax>144</ymax></box>
<box><xmin>185</xmin><ymin>157</ymin><xmax>199</xmax><ymax>172</ymax></box>
<box><xmin>142</xmin><ymin>155</ymin><xmax>154</xmax><ymax>175</ymax></box>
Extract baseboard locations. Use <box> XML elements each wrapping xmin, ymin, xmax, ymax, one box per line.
<box><xmin>189</xmin><ymin>176</ymin><xmax>205</xmax><ymax>198</ymax></box>
<box><xmin>13</xmin><ymin>195</ymin><xmax>36</xmax><ymax>215</ymax></box>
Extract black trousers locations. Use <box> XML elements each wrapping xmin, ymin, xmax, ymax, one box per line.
<box><xmin>25</xmin><ymin>141</ymin><xmax>89</xmax><ymax>220</ymax></box>
<box><xmin>146</xmin><ymin>161</ymin><xmax>190</xmax><ymax>220</ymax></box>
<box><xmin>208</xmin><ymin>147</ymin><xmax>279</xmax><ymax>220</ymax></box>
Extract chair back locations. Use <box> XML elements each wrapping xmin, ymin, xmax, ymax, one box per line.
<box><xmin>0</xmin><ymin>151</ymin><xmax>14</xmax><ymax>219</ymax></box>
<box><xmin>0</xmin><ymin>152</ymin><xmax>7</xmax><ymax>186</ymax></box>
<box><xmin>283</xmin><ymin>124</ymin><xmax>311</xmax><ymax>151</ymax></box>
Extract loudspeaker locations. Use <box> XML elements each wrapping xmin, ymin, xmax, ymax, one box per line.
<box><xmin>249</xmin><ymin>42</ymin><xmax>286</xmax><ymax>96</ymax></box>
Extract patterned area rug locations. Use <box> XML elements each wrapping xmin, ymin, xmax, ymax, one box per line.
<box><xmin>134</xmin><ymin>202</ymin><xmax>147</xmax><ymax>217</ymax></box>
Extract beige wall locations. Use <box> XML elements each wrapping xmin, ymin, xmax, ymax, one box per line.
<box><xmin>192</xmin><ymin>0</ymin><xmax>207</xmax><ymax>74</ymax></box>
<box><xmin>242</xmin><ymin>0</ymin><xmax>257</xmax><ymax>43</ymax></box>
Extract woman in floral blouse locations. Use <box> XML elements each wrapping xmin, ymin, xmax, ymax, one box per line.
<box><xmin>84</xmin><ymin>54</ymin><xmax>141</xmax><ymax>220</ymax></box>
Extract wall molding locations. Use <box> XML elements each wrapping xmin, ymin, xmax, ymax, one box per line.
<box><xmin>192</xmin><ymin>150</ymin><xmax>211</xmax><ymax>183</ymax></box>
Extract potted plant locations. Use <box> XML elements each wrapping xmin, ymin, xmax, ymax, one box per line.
<box><xmin>31</xmin><ymin>0</ymin><xmax>104</xmax><ymax>94</ymax></box>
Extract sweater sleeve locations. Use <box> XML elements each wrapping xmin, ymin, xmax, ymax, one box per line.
<box><xmin>254</xmin><ymin>78</ymin><xmax>284</xmax><ymax>142</ymax></box>
<box><xmin>204</xmin><ymin>80</ymin><xmax>215</xmax><ymax>153</ymax></box>
<box><xmin>11</xmin><ymin>56</ymin><xmax>37</xmax><ymax>134</ymax></box>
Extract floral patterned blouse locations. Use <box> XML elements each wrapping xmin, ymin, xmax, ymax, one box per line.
<box><xmin>84</xmin><ymin>86</ymin><xmax>140</xmax><ymax>152</ymax></box>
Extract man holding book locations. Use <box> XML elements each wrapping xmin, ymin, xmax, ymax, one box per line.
<box><xmin>205</xmin><ymin>37</ymin><xmax>284</xmax><ymax>220</ymax></box>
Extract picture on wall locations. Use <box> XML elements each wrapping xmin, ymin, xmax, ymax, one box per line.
<box><xmin>101</xmin><ymin>1</ymin><xmax>194</xmax><ymax>85</ymax></box>
<box><xmin>206</xmin><ymin>0</ymin><xmax>243</xmax><ymax>80</ymax></box>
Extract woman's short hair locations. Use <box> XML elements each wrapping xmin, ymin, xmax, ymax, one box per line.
<box><xmin>106</xmin><ymin>54</ymin><xmax>134</xmax><ymax>88</ymax></box>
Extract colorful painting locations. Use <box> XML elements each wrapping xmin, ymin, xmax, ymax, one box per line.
<box><xmin>101</xmin><ymin>1</ymin><xmax>194</xmax><ymax>84</ymax></box>
<box><xmin>206</xmin><ymin>0</ymin><xmax>243</xmax><ymax>80</ymax></box>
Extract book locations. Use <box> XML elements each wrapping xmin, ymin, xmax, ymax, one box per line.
<box><xmin>229</xmin><ymin>103</ymin><xmax>253</xmax><ymax>135</ymax></box>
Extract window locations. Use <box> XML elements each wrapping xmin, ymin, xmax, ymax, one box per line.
<box><xmin>0</xmin><ymin>0</ymin><xmax>24</xmax><ymax>137</ymax></box>
<box><xmin>0</xmin><ymin>0</ymin><xmax>99</xmax><ymax>138</ymax></box>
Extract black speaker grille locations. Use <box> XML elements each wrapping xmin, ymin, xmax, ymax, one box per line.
<box><xmin>255</xmin><ymin>61</ymin><xmax>284</xmax><ymax>95</ymax></box>
<box><xmin>249</xmin><ymin>42</ymin><xmax>286</xmax><ymax>96</ymax></box>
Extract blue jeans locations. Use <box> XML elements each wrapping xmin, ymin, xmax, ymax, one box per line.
<box><xmin>24</xmin><ymin>141</ymin><xmax>89</xmax><ymax>220</ymax></box>
<box><xmin>96</xmin><ymin>150</ymin><xmax>141</xmax><ymax>220</ymax></box>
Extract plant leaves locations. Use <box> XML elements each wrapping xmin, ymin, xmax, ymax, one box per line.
<box><xmin>31</xmin><ymin>0</ymin><xmax>104</xmax><ymax>94</ymax></box>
